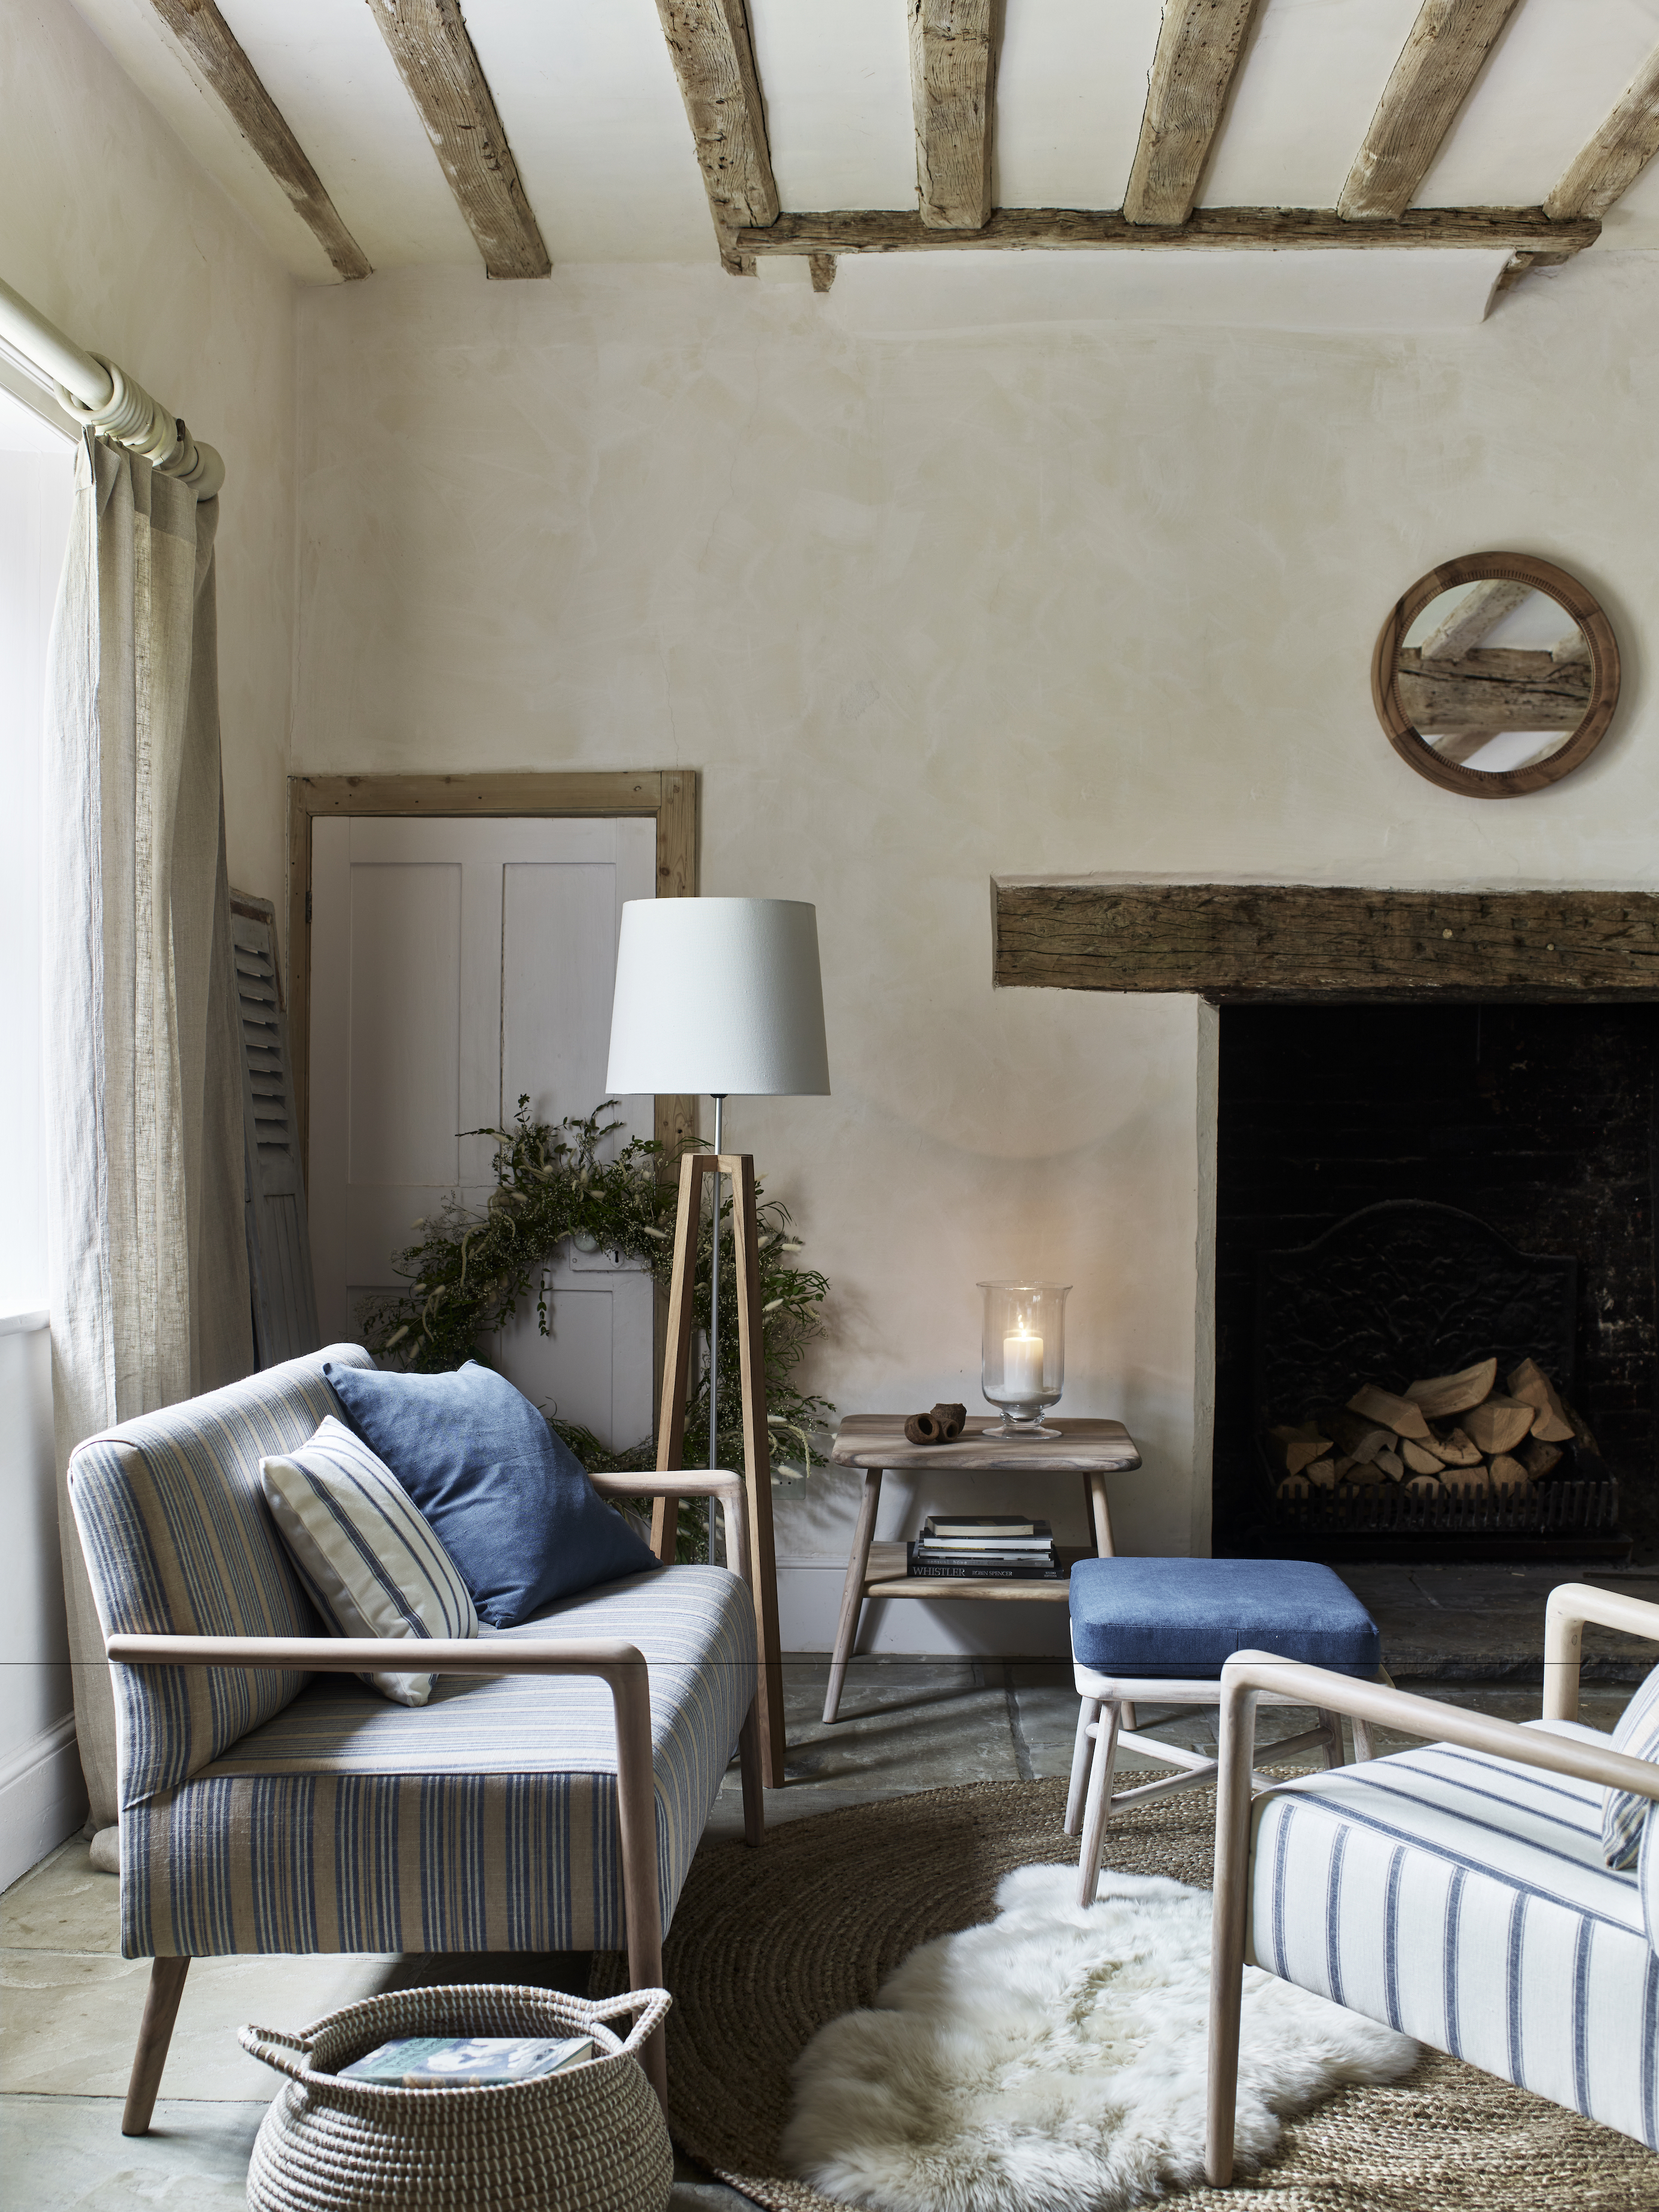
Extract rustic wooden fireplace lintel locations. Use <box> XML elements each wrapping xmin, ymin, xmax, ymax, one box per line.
<box><xmin>991</xmin><ymin>881</ymin><xmax>1659</xmax><ymax>1001</ymax></box>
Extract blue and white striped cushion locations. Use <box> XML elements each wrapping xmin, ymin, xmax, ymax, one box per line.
<box><xmin>118</xmin><ymin>1565</ymin><xmax>755</xmax><ymax>1960</ymax></box>
<box><xmin>261</xmin><ymin>1418</ymin><xmax>477</xmax><ymax>1706</ymax></box>
<box><xmin>1603</xmin><ymin>1665</ymin><xmax>1659</xmax><ymax>1873</ymax></box>
<box><xmin>1249</xmin><ymin>1724</ymin><xmax>1657</xmax><ymax>2149</ymax></box>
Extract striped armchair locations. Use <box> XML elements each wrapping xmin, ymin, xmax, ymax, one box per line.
<box><xmin>66</xmin><ymin>1344</ymin><xmax>761</xmax><ymax>2131</ymax></box>
<box><xmin>1205</xmin><ymin>1583</ymin><xmax>1659</xmax><ymax>2181</ymax></box>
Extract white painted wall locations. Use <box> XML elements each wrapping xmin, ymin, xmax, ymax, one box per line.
<box><xmin>3</xmin><ymin>0</ymin><xmax>298</xmax><ymax>913</ymax></box>
<box><xmin>289</xmin><ymin>249</ymin><xmax>1659</xmax><ymax>1650</ymax></box>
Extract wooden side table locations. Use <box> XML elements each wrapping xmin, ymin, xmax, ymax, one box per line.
<box><xmin>822</xmin><ymin>1414</ymin><xmax>1143</xmax><ymax>1723</ymax></box>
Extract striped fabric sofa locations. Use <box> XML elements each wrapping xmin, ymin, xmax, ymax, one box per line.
<box><xmin>67</xmin><ymin>1344</ymin><xmax>761</xmax><ymax>2129</ymax></box>
<box><xmin>1204</xmin><ymin>1583</ymin><xmax>1659</xmax><ymax>2182</ymax></box>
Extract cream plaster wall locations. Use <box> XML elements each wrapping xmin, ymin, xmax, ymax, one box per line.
<box><xmin>293</xmin><ymin>253</ymin><xmax>1658</xmax><ymax>1649</ymax></box>
<box><xmin>4</xmin><ymin>0</ymin><xmax>297</xmax><ymax>908</ymax></box>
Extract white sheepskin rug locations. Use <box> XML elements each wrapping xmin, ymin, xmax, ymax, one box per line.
<box><xmin>780</xmin><ymin>1864</ymin><xmax>1417</xmax><ymax>2212</ymax></box>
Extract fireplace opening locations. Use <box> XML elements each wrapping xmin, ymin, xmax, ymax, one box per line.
<box><xmin>1212</xmin><ymin>1002</ymin><xmax>1657</xmax><ymax>1564</ymax></box>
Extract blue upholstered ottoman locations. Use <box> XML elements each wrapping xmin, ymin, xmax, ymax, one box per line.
<box><xmin>1069</xmin><ymin>1556</ymin><xmax>1380</xmax><ymax>1679</ymax></box>
<box><xmin>1064</xmin><ymin>1557</ymin><xmax>1383</xmax><ymax>1905</ymax></box>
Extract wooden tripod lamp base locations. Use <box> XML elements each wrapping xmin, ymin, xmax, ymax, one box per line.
<box><xmin>650</xmin><ymin>1149</ymin><xmax>787</xmax><ymax>1789</ymax></box>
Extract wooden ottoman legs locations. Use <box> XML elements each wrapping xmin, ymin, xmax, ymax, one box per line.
<box><xmin>1065</xmin><ymin>1695</ymin><xmax>1100</xmax><ymax>1834</ymax></box>
<box><xmin>123</xmin><ymin>1956</ymin><xmax>191</xmax><ymax>2134</ymax></box>
<box><xmin>1074</xmin><ymin>1702</ymin><xmax>1123</xmax><ymax>1907</ymax></box>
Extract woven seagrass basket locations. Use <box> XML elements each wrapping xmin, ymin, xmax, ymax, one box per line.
<box><xmin>240</xmin><ymin>1981</ymin><xmax>673</xmax><ymax>2212</ymax></box>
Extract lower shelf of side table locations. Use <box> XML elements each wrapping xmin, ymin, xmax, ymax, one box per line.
<box><xmin>861</xmin><ymin>1541</ymin><xmax>1096</xmax><ymax>1601</ymax></box>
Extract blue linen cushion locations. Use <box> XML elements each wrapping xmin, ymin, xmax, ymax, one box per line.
<box><xmin>324</xmin><ymin>1360</ymin><xmax>658</xmax><ymax>1629</ymax></box>
<box><xmin>1068</xmin><ymin>1556</ymin><xmax>1380</xmax><ymax>1679</ymax></box>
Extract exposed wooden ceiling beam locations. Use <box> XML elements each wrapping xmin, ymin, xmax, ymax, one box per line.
<box><xmin>1124</xmin><ymin>0</ymin><xmax>1265</xmax><ymax>228</ymax></box>
<box><xmin>654</xmin><ymin>0</ymin><xmax>778</xmax><ymax>273</ymax></box>
<box><xmin>1396</xmin><ymin>647</ymin><xmax>1589</xmax><ymax>734</ymax></box>
<box><xmin>910</xmin><ymin>0</ymin><xmax>997</xmax><ymax>230</ymax></box>
<box><xmin>148</xmin><ymin>0</ymin><xmax>371</xmax><ymax>280</ymax></box>
<box><xmin>1339</xmin><ymin>0</ymin><xmax>1523</xmax><ymax>222</ymax></box>
<box><xmin>1489</xmin><ymin>244</ymin><xmax>1577</xmax><ymax>300</ymax></box>
<box><xmin>1420</xmin><ymin>577</ymin><xmax>1529</xmax><ymax>659</ymax></box>
<box><xmin>365</xmin><ymin>0</ymin><xmax>549</xmax><ymax>279</ymax></box>
<box><xmin>736</xmin><ymin>206</ymin><xmax>1598</xmax><ymax>257</ymax></box>
<box><xmin>1426</xmin><ymin>729</ymin><xmax>1507</xmax><ymax>764</ymax></box>
<box><xmin>1545</xmin><ymin>42</ymin><xmax>1659</xmax><ymax>221</ymax></box>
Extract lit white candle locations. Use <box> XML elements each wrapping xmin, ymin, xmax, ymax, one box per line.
<box><xmin>1003</xmin><ymin>1329</ymin><xmax>1044</xmax><ymax>1399</ymax></box>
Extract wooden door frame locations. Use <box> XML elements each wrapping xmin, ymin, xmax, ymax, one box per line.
<box><xmin>286</xmin><ymin>769</ymin><xmax>698</xmax><ymax>1178</ymax></box>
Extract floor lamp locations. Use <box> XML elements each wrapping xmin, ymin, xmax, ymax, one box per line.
<box><xmin>606</xmin><ymin>898</ymin><xmax>830</xmax><ymax>1788</ymax></box>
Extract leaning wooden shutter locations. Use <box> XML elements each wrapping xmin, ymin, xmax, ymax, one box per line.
<box><xmin>230</xmin><ymin>891</ymin><xmax>321</xmax><ymax>1366</ymax></box>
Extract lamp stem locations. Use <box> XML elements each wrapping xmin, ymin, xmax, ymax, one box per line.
<box><xmin>707</xmin><ymin>1094</ymin><xmax>725</xmax><ymax>1562</ymax></box>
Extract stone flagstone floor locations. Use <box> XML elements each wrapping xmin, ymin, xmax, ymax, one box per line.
<box><xmin>4</xmin><ymin>1569</ymin><xmax>1650</xmax><ymax>2211</ymax></box>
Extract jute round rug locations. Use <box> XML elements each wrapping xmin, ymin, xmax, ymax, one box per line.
<box><xmin>591</xmin><ymin>1776</ymin><xmax>1658</xmax><ymax>2211</ymax></box>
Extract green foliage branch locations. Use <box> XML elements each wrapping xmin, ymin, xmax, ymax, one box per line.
<box><xmin>359</xmin><ymin>1100</ymin><xmax>833</xmax><ymax>1521</ymax></box>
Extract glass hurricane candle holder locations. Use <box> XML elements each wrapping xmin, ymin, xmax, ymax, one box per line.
<box><xmin>979</xmin><ymin>1281</ymin><xmax>1071</xmax><ymax>1439</ymax></box>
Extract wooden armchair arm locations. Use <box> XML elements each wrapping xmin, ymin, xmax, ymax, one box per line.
<box><xmin>591</xmin><ymin>1467</ymin><xmax>753</xmax><ymax>1586</ymax></box>
<box><xmin>1205</xmin><ymin>1648</ymin><xmax>1659</xmax><ymax>2187</ymax></box>
<box><xmin>1214</xmin><ymin>1651</ymin><xmax>1659</xmax><ymax>1806</ymax></box>
<box><xmin>1544</xmin><ymin>1581</ymin><xmax>1659</xmax><ymax>1723</ymax></box>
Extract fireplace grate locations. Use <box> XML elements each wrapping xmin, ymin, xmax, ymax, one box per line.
<box><xmin>1270</xmin><ymin>1473</ymin><xmax>1618</xmax><ymax>1540</ymax></box>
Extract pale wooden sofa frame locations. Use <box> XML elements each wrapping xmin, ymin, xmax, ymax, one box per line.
<box><xmin>106</xmin><ymin>1469</ymin><xmax>761</xmax><ymax>2130</ymax></box>
<box><xmin>1204</xmin><ymin>1582</ymin><xmax>1659</xmax><ymax>2186</ymax></box>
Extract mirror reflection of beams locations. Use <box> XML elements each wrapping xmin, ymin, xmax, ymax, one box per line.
<box><xmin>1372</xmin><ymin>552</ymin><xmax>1620</xmax><ymax>800</ymax></box>
<box><xmin>1397</xmin><ymin>581</ymin><xmax>1588</xmax><ymax>776</ymax></box>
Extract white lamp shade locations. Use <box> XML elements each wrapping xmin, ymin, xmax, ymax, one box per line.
<box><xmin>606</xmin><ymin>898</ymin><xmax>830</xmax><ymax>1097</ymax></box>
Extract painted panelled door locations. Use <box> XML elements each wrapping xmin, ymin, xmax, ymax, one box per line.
<box><xmin>308</xmin><ymin>816</ymin><xmax>657</xmax><ymax>1452</ymax></box>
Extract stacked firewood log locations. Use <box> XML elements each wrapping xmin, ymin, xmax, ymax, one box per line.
<box><xmin>1268</xmin><ymin>1357</ymin><xmax>1590</xmax><ymax>1502</ymax></box>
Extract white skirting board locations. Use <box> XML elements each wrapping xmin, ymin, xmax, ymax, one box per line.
<box><xmin>775</xmin><ymin>1561</ymin><xmax>1071</xmax><ymax>1659</ymax></box>
<box><xmin>0</xmin><ymin>1715</ymin><xmax>87</xmax><ymax>1891</ymax></box>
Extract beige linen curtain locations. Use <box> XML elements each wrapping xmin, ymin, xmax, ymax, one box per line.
<box><xmin>46</xmin><ymin>433</ymin><xmax>253</xmax><ymax>1834</ymax></box>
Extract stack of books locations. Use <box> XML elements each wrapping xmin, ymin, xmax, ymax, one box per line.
<box><xmin>905</xmin><ymin>1515</ymin><xmax>1061</xmax><ymax>1580</ymax></box>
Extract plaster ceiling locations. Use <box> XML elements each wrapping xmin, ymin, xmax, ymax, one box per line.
<box><xmin>64</xmin><ymin>0</ymin><xmax>1659</xmax><ymax>289</ymax></box>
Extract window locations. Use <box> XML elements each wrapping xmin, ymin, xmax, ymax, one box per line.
<box><xmin>0</xmin><ymin>378</ymin><xmax>75</xmax><ymax>1314</ymax></box>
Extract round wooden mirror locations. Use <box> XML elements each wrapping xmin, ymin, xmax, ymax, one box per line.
<box><xmin>1372</xmin><ymin>552</ymin><xmax>1620</xmax><ymax>798</ymax></box>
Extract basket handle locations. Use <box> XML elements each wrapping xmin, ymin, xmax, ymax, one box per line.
<box><xmin>586</xmin><ymin>1986</ymin><xmax>673</xmax><ymax>2054</ymax></box>
<box><xmin>239</xmin><ymin>2022</ymin><xmax>317</xmax><ymax>2082</ymax></box>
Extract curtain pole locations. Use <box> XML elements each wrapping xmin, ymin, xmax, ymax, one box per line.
<box><xmin>0</xmin><ymin>275</ymin><xmax>225</xmax><ymax>497</ymax></box>
<box><xmin>0</xmin><ymin>275</ymin><xmax>112</xmax><ymax>409</ymax></box>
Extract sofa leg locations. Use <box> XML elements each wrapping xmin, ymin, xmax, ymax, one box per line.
<box><xmin>738</xmin><ymin>1696</ymin><xmax>765</xmax><ymax>1846</ymax></box>
<box><xmin>123</xmin><ymin>1957</ymin><xmax>190</xmax><ymax>2135</ymax></box>
<box><xmin>625</xmin><ymin>1911</ymin><xmax>668</xmax><ymax>2111</ymax></box>
<box><xmin>610</xmin><ymin>1661</ymin><xmax>670</xmax><ymax>2113</ymax></box>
